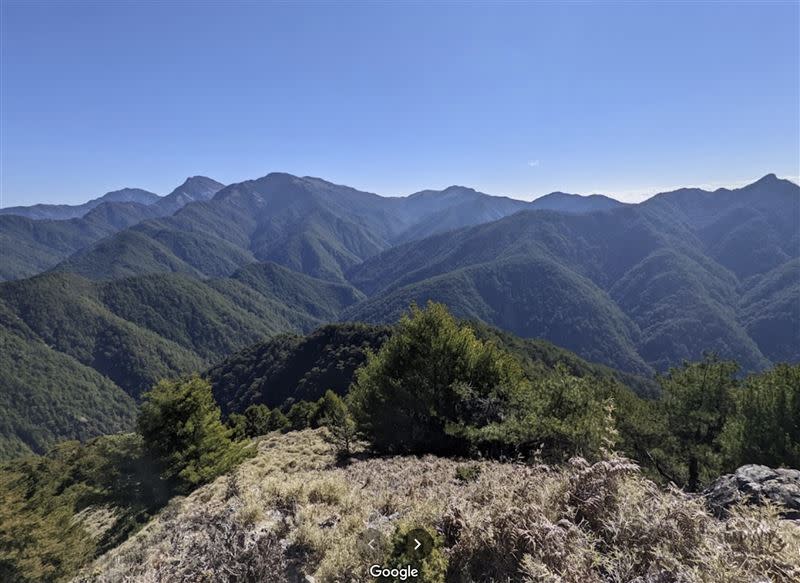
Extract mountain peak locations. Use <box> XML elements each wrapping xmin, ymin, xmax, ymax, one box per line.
<box><xmin>740</xmin><ymin>173</ymin><xmax>798</xmax><ymax>194</ymax></box>
<box><xmin>535</xmin><ymin>191</ymin><xmax>574</xmax><ymax>200</ymax></box>
<box><xmin>153</xmin><ymin>176</ymin><xmax>225</xmax><ymax>214</ymax></box>
<box><xmin>263</xmin><ymin>171</ymin><xmax>298</xmax><ymax>180</ymax></box>
<box><xmin>530</xmin><ymin>191</ymin><xmax>623</xmax><ymax>213</ymax></box>
<box><xmin>750</xmin><ymin>173</ymin><xmax>779</xmax><ymax>186</ymax></box>
<box><xmin>442</xmin><ymin>185</ymin><xmax>477</xmax><ymax>194</ymax></box>
<box><xmin>408</xmin><ymin>185</ymin><xmax>480</xmax><ymax>199</ymax></box>
<box><xmin>172</xmin><ymin>176</ymin><xmax>224</xmax><ymax>194</ymax></box>
<box><xmin>164</xmin><ymin>176</ymin><xmax>224</xmax><ymax>200</ymax></box>
<box><xmin>96</xmin><ymin>187</ymin><xmax>160</xmax><ymax>205</ymax></box>
<box><xmin>249</xmin><ymin>172</ymin><xmax>306</xmax><ymax>190</ymax></box>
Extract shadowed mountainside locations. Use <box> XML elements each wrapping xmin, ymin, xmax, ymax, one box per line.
<box><xmin>0</xmin><ymin>172</ymin><xmax>797</xmax><ymax>457</ymax></box>
<box><xmin>345</xmin><ymin>176</ymin><xmax>799</xmax><ymax>373</ymax></box>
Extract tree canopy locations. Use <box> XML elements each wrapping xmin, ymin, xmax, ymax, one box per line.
<box><xmin>137</xmin><ymin>376</ymin><xmax>248</xmax><ymax>493</ymax></box>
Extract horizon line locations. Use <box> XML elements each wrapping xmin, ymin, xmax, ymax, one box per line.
<box><xmin>2</xmin><ymin>172</ymin><xmax>798</xmax><ymax>211</ymax></box>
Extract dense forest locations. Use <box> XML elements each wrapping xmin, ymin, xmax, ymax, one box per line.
<box><xmin>1</xmin><ymin>303</ymin><xmax>798</xmax><ymax>582</ymax></box>
<box><xmin>0</xmin><ymin>171</ymin><xmax>797</xmax><ymax>460</ymax></box>
<box><xmin>0</xmin><ymin>265</ymin><xmax>363</xmax><ymax>457</ymax></box>
<box><xmin>0</xmin><ymin>177</ymin><xmax>224</xmax><ymax>281</ymax></box>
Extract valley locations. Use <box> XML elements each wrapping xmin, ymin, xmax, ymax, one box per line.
<box><xmin>0</xmin><ymin>172</ymin><xmax>797</xmax><ymax>458</ymax></box>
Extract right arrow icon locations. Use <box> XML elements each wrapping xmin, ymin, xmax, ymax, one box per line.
<box><xmin>405</xmin><ymin>528</ymin><xmax>433</xmax><ymax>557</ymax></box>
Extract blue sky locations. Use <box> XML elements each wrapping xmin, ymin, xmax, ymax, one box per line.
<box><xmin>1</xmin><ymin>1</ymin><xmax>798</xmax><ymax>206</ymax></box>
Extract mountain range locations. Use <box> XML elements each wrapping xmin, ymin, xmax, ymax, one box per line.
<box><xmin>0</xmin><ymin>187</ymin><xmax>161</xmax><ymax>221</ymax></box>
<box><xmin>344</xmin><ymin>174</ymin><xmax>799</xmax><ymax>373</ymax></box>
<box><xmin>0</xmin><ymin>170</ymin><xmax>797</xmax><ymax>458</ymax></box>
<box><xmin>0</xmin><ymin>177</ymin><xmax>224</xmax><ymax>280</ymax></box>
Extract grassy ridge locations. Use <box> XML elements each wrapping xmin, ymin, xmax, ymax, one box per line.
<box><xmin>74</xmin><ymin>430</ymin><xmax>800</xmax><ymax>582</ymax></box>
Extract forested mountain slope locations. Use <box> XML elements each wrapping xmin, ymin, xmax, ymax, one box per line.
<box><xmin>346</xmin><ymin>176</ymin><xmax>799</xmax><ymax>373</ymax></box>
<box><xmin>0</xmin><ymin>311</ymin><xmax>136</xmax><ymax>459</ymax></box>
<box><xmin>0</xmin><ymin>264</ymin><xmax>363</xmax><ymax>457</ymax></box>
<box><xmin>12</xmin><ymin>173</ymin><xmax>616</xmax><ymax>284</ymax></box>
<box><xmin>0</xmin><ymin>177</ymin><xmax>225</xmax><ymax>281</ymax></box>
<box><xmin>206</xmin><ymin>319</ymin><xmax>656</xmax><ymax>418</ymax></box>
<box><xmin>639</xmin><ymin>173</ymin><xmax>799</xmax><ymax>278</ymax></box>
<box><xmin>0</xmin><ymin>172</ymin><xmax>796</xmax><ymax>458</ymax></box>
<box><xmin>0</xmin><ymin>187</ymin><xmax>159</xmax><ymax>220</ymax></box>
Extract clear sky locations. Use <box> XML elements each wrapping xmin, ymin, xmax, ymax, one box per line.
<box><xmin>1</xmin><ymin>1</ymin><xmax>798</xmax><ymax>206</ymax></box>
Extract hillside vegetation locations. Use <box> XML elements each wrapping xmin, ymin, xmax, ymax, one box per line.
<box><xmin>0</xmin><ymin>323</ymin><xmax>136</xmax><ymax>459</ymax></box>
<box><xmin>2</xmin><ymin>172</ymin><xmax>796</xmax><ymax>378</ymax></box>
<box><xmin>0</xmin><ymin>265</ymin><xmax>364</xmax><ymax>457</ymax></box>
<box><xmin>207</xmin><ymin>323</ymin><xmax>392</xmax><ymax>414</ymax></box>
<box><xmin>75</xmin><ymin>430</ymin><xmax>800</xmax><ymax>582</ymax></box>
<box><xmin>1</xmin><ymin>303</ymin><xmax>798</xmax><ymax>582</ymax></box>
<box><xmin>0</xmin><ymin>178</ymin><xmax>224</xmax><ymax>281</ymax></box>
<box><xmin>206</xmin><ymin>319</ymin><xmax>657</xmax><ymax>421</ymax></box>
<box><xmin>346</xmin><ymin>176</ymin><xmax>798</xmax><ymax>373</ymax></box>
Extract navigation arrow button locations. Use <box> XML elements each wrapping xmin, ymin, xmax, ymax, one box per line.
<box><xmin>404</xmin><ymin>527</ymin><xmax>433</xmax><ymax>558</ymax></box>
<box><xmin>357</xmin><ymin>528</ymin><xmax>385</xmax><ymax>557</ymax></box>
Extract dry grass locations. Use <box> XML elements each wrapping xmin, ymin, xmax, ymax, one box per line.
<box><xmin>74</xmin><ymin>429</ymin><xmax>800</xmax><ymax>582</ymax></box>
<box><xmin>71</xmin><ymin>505</ymin><xmax>120</xmax><ymax>541</ymax></box>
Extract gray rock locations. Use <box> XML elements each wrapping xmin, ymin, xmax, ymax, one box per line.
<box><xmin>704</xmin><ymin>464</ymin><xmax>800</xmax><ymax>519</ymax></box>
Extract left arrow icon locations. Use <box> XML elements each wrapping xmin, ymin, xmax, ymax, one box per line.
<box><xmin>358</xmin><ymin>528</ymin><xmax>384</xmax><ymax>555</ymax></box>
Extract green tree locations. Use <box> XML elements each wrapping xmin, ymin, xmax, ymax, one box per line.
<box><xmin>495</xmin><ymin>367</ymin><xmax>615</xmax><ymax>461</ymax></box>
<box><xmin>721</xmin><ymin>364</ymin><xmax>800</xmax><ymax>469</ymax></box>
<box><xmin>137</xmin><ymin>376</ymin><xmax>248</xmax><ymax>493</ymax></box>
<box><xmin>243</xmin><ymin>404</ymin><xmax>271</xmax><ymax>437</ymax></box>
<box><xmin>266</xmin><ymin>408</ymin><xmax>290</xmax><ymax>433</ymax></box>
<box><xmin>349</xmin><ymin>302</ymin><xmax>529</xmax><ymax>454</ymax></box>
<box><xmin>659</xmin><ymin>356</ymin><xmax>737</xmax><ymax>491</ymax></box>
<box><xmin>287</xmin><ymin>400</ymin><xmax>320</xmax><ymax>431</ymax></box>
<box><xmin>228</xmin><ymin>413</ymin><xmax>247</xmax><ymax>441</ymax></box>
<box><xmin>319</xmin><ymin>390</ymin><xmax>358</xmax><ymax>456</ymax></box>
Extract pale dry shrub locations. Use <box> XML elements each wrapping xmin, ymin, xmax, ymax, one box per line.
<box><xmin>707</xmin><ymin>504</ymin><xmax>800</xmax><ymax>582</ymax></box>
<box><xmin>562</xmin><ymin>455</ymin><xmax>641</xmax><ymax>531</ymax></box>
<box><xmin>443</xmin><ymin>454</ymin><xmax>800</xmax><ymax>583</ymax></box>
<box><xmin>235</xmin><ymin>501</ymin><xmax>263</xmax><ymax>527</ymax></box>
<box><xmin>75</xmin><ymin>430</ymin><xmax>800</xmax><ymax>583</ymax></box>
<box><xmin>595</xmin><ymin>480</ymin><xmax>706</xmax><ymax>579</ymax></box>
<box><xmin>307</xmin><ymin>477</ymin><xmax>348</xmax><ymax>505</ymax></box>
<box><xmin>446</xmin><ymin>502</ymin><xmax>600</xmax><ymax>582</ymax></box>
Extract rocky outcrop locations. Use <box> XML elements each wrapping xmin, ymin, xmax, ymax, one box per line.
<box><xmin>704</xmin><ymin>465</ymin><xmax>800</xmax><ymax>519</ymax></box>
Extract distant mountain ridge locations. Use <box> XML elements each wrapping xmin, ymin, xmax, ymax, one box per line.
<box><xmin>0</xmin><ymin>187</ymin><xmax>160</xmax><ymax>220</ymax></box>
<box><xmin>0</xmin><ymin>171</ymin><xmax>797</xmax><ymax>459</ymax></box>
<box><xmin>345</xmin><ymin>175</ymin><xmax>799</xmax><ymax>374</ymax></box>
<box><xmin>23</xmin><ymin>173</ymin><xmax>628</xmax><ymax>284</ymax></box>
<box><xmin>0</xmin><ymin>175</ymin><xmax>625</xmax><ymax>281</ymax></box>
<box><xmin>1</xmin><ymin>176</ymin><xmax>225</xmax><ymax>221</ymax></box>
<box><xmin>0</xmin><ymin>176</ymin><xmax>225</xmax><ymax>281</ymax></box>
<box><xmin>394</xmin><ymin>185</ymin><xmax>531</xmax><ymax>242</ymax></box>
<box><xmin>529</xmin><ymin>191</ymin><xmax>625</xmax><ymax>212</ymax></box>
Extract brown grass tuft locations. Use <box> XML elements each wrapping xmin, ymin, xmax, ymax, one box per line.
<box><xmin>74</xmin><ymin>430</ymin><xmax>800</xmax><ymax>583</ymax></box>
